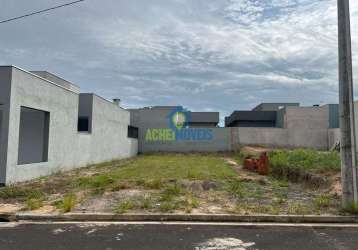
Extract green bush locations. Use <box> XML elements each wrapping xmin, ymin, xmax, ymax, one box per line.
<box><xmin>269</xmin><ymin>149</ymin><xmax>340</xmax><ymax>181</ymax></box>
<box><xmin>160</xmin><ymin>184</ymin><xmax>182</xmax><ymax>202</ymax></box>
<box><xmin>140</xmin><ymin>195</ymin><xmax>154</xmax><ymax>209</ymax></box>
<box><xmin>113</xmin><ymin>200</ymin><xmax>135</xmax><ymax>214</ymax></box>
<box><xmin>159</xmin><ymin>202</ymin><xmax>178</xmax><ymax>213</ymax></box>
<box><xmin>227</xmin><ymin>180</ymin><xmax>246</xmax><ymax>199</ymax></box>
<box><xmin>75</xmin><ymin>175</ymin><xmax>114</xmax><ymax>189</ymax></box>
<box><xmin>0</xmin><ymin>186</ymin><xmax>44</xmax><ymax>200</ymax></box>
<box><xmin>183</xmin><ymin>193</ymin><xmax>199</xmax><ymax>213</ymax></box>
<box><xmin>344</xmin><ymin>202</ymin><xmax>358</xmax><ymax>215</ymax></box>
<box><xmin>26</xmin><ymin>198</ymin><xmax>44</xmax><ymax>210</ymax></box>
<box><xmin>56</xmin><ymin>194</ymin><xmax>77</xmax><ymax>213</ymax></box>
<box><xmin>314</xmin><ymin>194</ymin><xmax>332</xmax><ymax>211</ymax></box>
<box><xmin>287</xmin><ymin>202</ymin><xmax>310</xmax><ymax>215</ymax></box>
<box><xmin>143</xmin><ymin>179</ymin><xmax>163</xmax><ymax>189</ymax></box>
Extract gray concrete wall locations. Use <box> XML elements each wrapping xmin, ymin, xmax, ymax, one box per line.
<box><xmin>3</xmin><ymin>66</ymin><xmax>137</xmax><ymax>184</ymax></box>
<box><xmin>141</xmin><ymin>126</ymin><xmax>330</xmax><ymax>152</ymax></box>
<box><xmin>82</xmin><ymin>95</ymin><xmax>138</xmax><ymax>163</ymax></box>
<box><xmin>284</xmin><ymin>106</ymin><xmax>329</xmax><ymax>130</ymax></box>
<box><xmin>130</xmin><ymin>108</ymin><xmax>172</xmax><ymax>152</ymax></box>
<box><xmin>141</xmin><ymin>128</ymin><xmax>232</xmax><ymax>153</ymax></box>
<box><xmin>237</xmin><ymin>128</ymin><xmax>328</xmax><ymax>150</ymax></box>
<box><xmin>237</xmin><ymin>128</ymin><xmax>289</xmax><ymax>147</ymax></box>
<box><xmin>328</xmin><ymin>128</ymin><xmax>340</xmax><ymax>149</ymax></box>
<box><xmin>131</xmin><ymin>106</ymin><xmax>333</xmax><ymax>153</ymax></box>
<box><xmin>325</xmin><ymin>102</ymin><xmax>358</xmax><ymax>150</ymax></box>
<box><xmin>0</xmin><ymin>67</ymin><xmax>12</xmax><ymax>184</ymax></box>
<box><xmin>287</xmin><ymin>129</ymin><xmax>328</xmax><ymax>150</ymax></box>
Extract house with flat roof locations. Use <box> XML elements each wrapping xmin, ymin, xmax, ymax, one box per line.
<box><xmin>225</xmin><ymin>103</ymin><xmax>300</xmax><ymax>128</ymax></box>
<box><xmin>252</xmin><ymin>103</ymin><xmax>300</xmax><ymax>111</ymax></box>
<box><xmin>129</xmin><ymin>106</ymin><xmax>219</xmax><ymax>129</ymax></box>
<box><xmin>225</xmin><ymin>111</ymin><xmax>278</xmax><ymax>128</ymax></box>
<box><xmin>225</xmin><ymin>102</ymin><xmax>340</xmax><ymax>129</ymax></box>
<box><xmin>0</xmin><ymin>66</ymin><xmax>137</xmax><ymax>185</ymax></box>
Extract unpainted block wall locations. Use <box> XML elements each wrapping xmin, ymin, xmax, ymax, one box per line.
<box><xmin>135</xmin><ymin>106</ymin><xmax>334</xmax><ymax>152</ymax></box>
<box><xmin>237</xmin><ymin>128</ymin><xmax>289</xmax><ymax>147</ymax></box>
<box><xmin>284</xmin><ymin>106</ymin><xmax>329</xmax><ymax>130</ymax></box>
<box><xmin>141</xmin><ymin>128</ymin><xmax>232</xmax><ymax>152</ymax></box>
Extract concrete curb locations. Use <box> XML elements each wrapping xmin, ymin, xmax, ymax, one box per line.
<box><xmin>1</xmin><ymin>213</ymin><xmax>357</xmax><ymax>223</ymax></box>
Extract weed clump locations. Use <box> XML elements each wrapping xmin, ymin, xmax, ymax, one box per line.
<box><xmin>54</xmin><ymin>194</ymin><xmax>77</xmax><ymax>213</ymax></box>
<box><xmin>269</xmin><ymin>149</ymin><xmax>340</xmax><ymax>182</ymax></box>
<box><xmin>0</xmin><ymin>186</ymin><xmax>44</xmax><ymax>200</ymax></box>
<box><xmin>113</xmin><ymin>200</ymin><xmax>135</xmax><ymax>214</ymax></box>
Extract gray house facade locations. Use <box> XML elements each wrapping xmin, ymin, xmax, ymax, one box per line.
<box><xmin>0</xmin><ymin>66</ymin><xmax>137</xmax><ymax>185</ymax></box>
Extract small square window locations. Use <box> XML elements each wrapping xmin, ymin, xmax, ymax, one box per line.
<box><xmin>78</xmin><ymin>117</ymin><xmax>90</xmax><ymax>132</ymax></box>
<box><xmin>128</xmin><ymin>126</ymin><xmax>138</xmax><ymax>139</ymax></box>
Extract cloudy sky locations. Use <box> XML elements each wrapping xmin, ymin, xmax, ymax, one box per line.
<box><xmin>1</xmin><ymin>0</ymin><xmax>358</xmax><ymax>122</ymax></box>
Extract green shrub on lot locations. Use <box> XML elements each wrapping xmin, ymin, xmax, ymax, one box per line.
<box><xmin>160</xmin><ymin>184</ymin><xmax>182</xmax><ymax>202</ymax></box>
<box><xmin>25</xmin><ymin>198</ymin><xmax>44</xmax><ymax>210</ymax></box>
<box><xmin>344</xmin><ymin>202</ymin><xmax>358</xmax><ymax>215</ymax></box>
<box><xmin>159</xmin><ymin>202</ymin><xmax>179</xmax><ymax>213</ymax></box>
<box><xmin>139</xmin><ymin>195</ymin><xmax>154</xmax><ymax>209</ymax></box>
<box><xmin>75</xmin><ymin>175</ymin><xmax>114</xmax><ymax>189</ymax></box>
<box><xmin>271</xmin><ymin>179</ymin><xmax>289</xmax><ymax>188</ymax></box>
<box><xmin>314</xmin><ymin>194</ymin><xmax>332</xmax><ymax>211</ymax></box>
<box><xmin>143</xmin><ymin>179</ymin><xmax>163</xmax><ymax>189</ymax></box>
<box><xmin>269</xmin><ymin>149</ymin><xmax>340</xmax><ymax>181</ymax></box>
<box><xmin>54</xmin><ymin>194</ymin><xmax>77</xmax><ymax>213</ymax></box>
<box><xmin>0</xmin><ymin>186</ymin><xmax>44</xmax><ymax>200</ymax></box>
<box><xmin>113</xmin><ymin>200</ymin><xmax>135</xmax><ymax>214</ymax></box>
<box><xmin>183</xmin><ymin>193</ymin><xmax>199</xmax><ymax>213</ymax></box>
<box><xmin>110</xmin><ymin>181</ymin><xmax>133</xmax><ymax>191</ymax></box>
<box><xmin>226</xmin><ymin>180</ymin><xmax>246</xmax><ymax>199</ymax></box>
<box><xmin>287</xmin><ymin>202</ymin><xmax>310</xmax><ymax>215</ymax></box>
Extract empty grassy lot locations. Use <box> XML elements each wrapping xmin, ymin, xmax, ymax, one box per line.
<box><xmin>0</xmin><ymin>151</ymin><xmax>347</xmax><ymax>215</ymax></box>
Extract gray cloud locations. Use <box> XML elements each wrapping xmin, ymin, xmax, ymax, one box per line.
<box><xmin>0</xmin><ymin>0</ymin><xmax>357</xmax><ymax>122</ymax></box>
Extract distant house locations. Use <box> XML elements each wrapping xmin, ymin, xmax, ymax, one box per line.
<box><xmin>129</xmin><ymin>106</ymin><xmax>219</xmax><ymax>129</ymax></box>
<box><xmin>225</xmin><ymin>103</ymin><xmax>299</xmax><ymax>128</ymax></box>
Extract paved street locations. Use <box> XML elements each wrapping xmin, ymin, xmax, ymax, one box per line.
<box><xmin>0</xmin><ymin>222</ymin><xmax>357</xmax><ymax>250</ymax></box>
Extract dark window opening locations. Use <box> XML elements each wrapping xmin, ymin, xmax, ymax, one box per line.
<box><xmin>128</xmin><ymin>126</ymin><xmax>139</xmax><ymax>139</ymax></box>
<box><xmin>78</xmin><ymin>117</ymin><xmax>90</xmax><ymax>132</ymax></box>
<box><xmin>18</xmin><ymin>107</ymin><xmax>50</xmax><ymax>165</ymax></box>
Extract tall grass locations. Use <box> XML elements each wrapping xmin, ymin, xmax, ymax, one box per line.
<box><xmin>269</xmin><ymin>149</ymin><xmax>340</xmax><ymax>181</ymax></box>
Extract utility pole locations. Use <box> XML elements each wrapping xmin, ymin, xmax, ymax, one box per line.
<box><xmin>337</xmin><ymin>0</ymin><xmax>358</xmax><ymax>209</ymax></box>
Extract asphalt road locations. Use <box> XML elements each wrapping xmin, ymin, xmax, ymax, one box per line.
<box><xmin>0</xmin><ymin>222</ymin><xmax>357</xmax><ymax>250</ymax></box>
